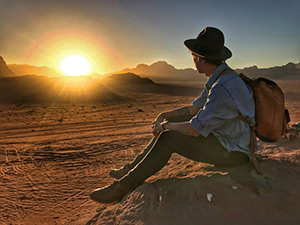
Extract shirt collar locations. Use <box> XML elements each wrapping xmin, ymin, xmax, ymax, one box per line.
<box><xmin>206</xmin><ymin>62</ymin><xmax>230</xmax><ymax>90</ymax></box>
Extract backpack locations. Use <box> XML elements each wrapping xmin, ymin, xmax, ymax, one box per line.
<box><xmin>237</xmin><ymin>73</ymin><xmax>289</xmax><ymax>174</ymax></box>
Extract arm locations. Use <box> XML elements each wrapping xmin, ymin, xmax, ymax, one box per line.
<box><xmin>166</xmin><ymin>122</ymin><xmax>200</xmax><ymax>137</ymax></box>
<box><xmin>152</xmin><ymin>121</ymin><xmax>200</xmax><ymax>137</ymax></box>
<box><xmin>154</xmin><ymin>104</ymin><xmax>199</xmax><ymax>124</ymax></box>
<box><xmin>190</xmin><ymin>84</ymin><xmax>238</xmax><ymax>137</ymax></box>
<box><xmin>152</xmin><ymin>105</ymin><xmax>200</xmax><ymax>138</ymax></box>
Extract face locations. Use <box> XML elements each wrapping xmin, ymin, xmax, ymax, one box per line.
<box><xmin>192</xmin><ymin>53</ymin><xmax>204</xmax><ymax>73</ymax></box>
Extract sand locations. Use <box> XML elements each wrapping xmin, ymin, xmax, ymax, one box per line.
<box><xmin>0</xmin><ymin>93</ymin><xmax>299</xmax><ymax>225</ymax></box>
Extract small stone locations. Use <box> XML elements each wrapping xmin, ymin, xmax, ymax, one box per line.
<box><xmin>232</xmin><ymin>186</ymin><xmax>238</xmax><ymax>190</ymax></box>
<box><xmin>158</xmin><ymin>195</ymin><xmax>162</xmax><ymax>202</ymax></box>
<box><xmin>206</xmin><ymin>193</ymin><xmax>213</xmax><ymax>202</ymax></box>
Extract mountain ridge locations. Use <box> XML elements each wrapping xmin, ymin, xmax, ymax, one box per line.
<box><xmin>2</xmin><ymin>54</ymin><xmax>299</xmax><ymax>82</ymax></box>
<box><xmin>120</xmin><ymin>61</ymin><xmax>206</xmax><ymax>84</ymax></box>
<box><xmin>120</xmin><ymin>60</ymin><xmax>300</xmax><ymax>83</ymax></box>
<box><xmin>8</xmin><ymin>64</ymin><xmax>62</xmax><ymax>77</ymax></box>
<box><xmin>236</xmin><ymin>62</ymin><xmax>300</xmax><ymax>80</ymax></box>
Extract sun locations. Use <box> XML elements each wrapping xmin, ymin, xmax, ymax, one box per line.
<box><xmin>60</xmin><ymin>55</ymin><xmax>91</xmax><ymax>76</ymax></box>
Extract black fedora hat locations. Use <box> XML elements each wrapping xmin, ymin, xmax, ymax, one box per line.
<box><xmin>184</xmin><ymin>27</ymin><xmax>232</xmax><ymax>60</ymax></box>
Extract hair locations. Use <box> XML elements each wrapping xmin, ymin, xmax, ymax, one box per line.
<box><xmin>192</xmin><ymin>52</ymin><xmax>223</xmax><ymax>66</ymax></box>
<box><xmin>201</xmin><ymin>57</ymin><xmax>223</xmax><ymax>66</ymax></box>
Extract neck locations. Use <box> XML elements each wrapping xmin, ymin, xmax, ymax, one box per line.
<box><xmin>204</xmin><ymin>64</ymin><xmax>219</xmax><ymax>77</ymax></box>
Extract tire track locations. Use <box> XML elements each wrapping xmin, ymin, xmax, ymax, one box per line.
<box><xmin>0</xmin><ymin>108</ymin><xmax>153</xmax><ymax>133</ymax></box>
<box><xmin>39</xmin><ymin>170</ymin><xmax>109</xmax><ymax>224</ymax></box>
<box><xmin>0</xmin><ymin>120</ymin><xmax>150</xmax><ymax>142</ymax></box>
<box><xmin>0</xmin><ymin>98</ymin><xmax>180</xmax><ymax>224</ymax></box>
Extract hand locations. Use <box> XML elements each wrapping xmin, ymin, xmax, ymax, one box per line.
<box><xmin>152</xmin><ymin>113</ymin><xmax>165</xmax><ymax>125</ymax></box>
<box><xmin>151</xmin><ymin>121</ymin><xmax>164</xmax><ymax>138</ymax></box>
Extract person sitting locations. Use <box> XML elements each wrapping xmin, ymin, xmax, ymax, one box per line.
<box><xmin>90</xmin><ymin>27</ymin><xmax>255</xmax><ymax>204</ymax></box>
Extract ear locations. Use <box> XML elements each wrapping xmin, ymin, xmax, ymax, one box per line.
<box><xmin>194</xmin><ymin>55</ymin><xmax>200</xmax><ymax>61</ymax></box>
<box><xmin>196</xmin><ymin>56</ymin><xmax>203</xmax><ymax>63</ymax></box>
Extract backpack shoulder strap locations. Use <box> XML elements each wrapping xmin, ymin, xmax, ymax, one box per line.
<box><xmin>206</xmin><ymin>69</ymin><xmax>236</xmax><ymax>91</ymax></box>
<box><xmin>237</xmin><ymin>105</ymin><xmax>262</xmax><ymax>174</ymax></box>
<box><xmin>218</xmin><ymin>69</ymin><xmax>236</xmax><ymax>79</ymax></box>
<box><xmin>238</xmin><ymin>73</ymin><xmax>252</xmax><ymax>82</ymax></box>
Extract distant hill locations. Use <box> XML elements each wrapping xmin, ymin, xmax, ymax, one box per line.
<box><xmin>236</xmin><ymin>62</ymin><xmax>300</xmax><ymax>80</ymax></box>
<box><xmin>0</xmin><ymin>56</ymin><xmax>15</xmax><ymax>77</ymax></box>
<box><xmin>120</xmin><ymin>61</ymin><xmax>206</xmax><ymax>85</ymax></box>
<box><xmin>0</xmin><ymin>75</ymin><xmax>122</xmax><ymax>104</ymax></box>
<box><xmin>0</xmin><ymin>72</ymin><xmax>201</xmax><ymax>104</ymax></box>
<box><xmin>101</xmin><ymin>72</ymin><xmax>201</xmax><ymax>97</ymax></box>
<box><xmin>101</xmin><ymin>72</ymin><xmax>154</xmax><ymax>85</ymax></box>
<box><xmin>8</xmin><ymin>64</ymin><xmax>62</xmax><ymax>77</ymax></box>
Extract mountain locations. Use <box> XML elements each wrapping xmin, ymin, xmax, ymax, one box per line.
<box><xmin>5</xmin><ymin>57</ymin><xmax>300</xmax><ymax>82</ymax></box>
<box><xmin>120</xmin><ymin>61</ymin><xmax>206</xmax><ymax>85</ymax></box>
<box><xmin>236</xmin><ymin>62</ymin><xmax>300</xmax><ymax>80</ymax></box>
<box><xmin>8</xmin><ymin>64</ymin><xmax>62</xmax><ymax>77</ymax></box>
<box><xmin>0</xmin><ymin>56</ymin><xmax>15</xmax><ymax>77</ymax></box>
<box><xmin>119</xmin><ymin>60</ymin><xmax>300</xmax><ymax>85</ymax></box>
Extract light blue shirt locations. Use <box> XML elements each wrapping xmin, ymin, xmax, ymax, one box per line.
<box><xmin>190</xmin><ymin>63</ymin><xmax>256</xmax><ymax>158</ymax></box>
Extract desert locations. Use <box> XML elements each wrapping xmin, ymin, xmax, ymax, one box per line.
<box><xmin>0</xmin><ymin>67</ymin><xmax>300</xmax><ymax>224</ymax></box>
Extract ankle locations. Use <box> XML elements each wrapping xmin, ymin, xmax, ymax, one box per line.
<box><xmin>119</xmin><ymin>176</ymin><xmax>139</xmax><ymax>190</ymax></box>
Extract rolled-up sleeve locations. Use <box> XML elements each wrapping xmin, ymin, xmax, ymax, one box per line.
<box><xmin>190</xmin><ymin>84</ymin><xmax>239</xmax><ymax>136</ymax></box>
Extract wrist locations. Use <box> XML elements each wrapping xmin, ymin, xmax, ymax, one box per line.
<box><xmin>161</xmin><ymin>120</ymin><xmax>168</xmax><ymax>130</ymax></box>
<box><xmin>156</xmin><ymin>114</ymin><xmax>166</xmax><ymax>123</ymax></box>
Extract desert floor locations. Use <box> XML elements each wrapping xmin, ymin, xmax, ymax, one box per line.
<box><xmin>0</xmin><ymin>93</ymin><xmax>299</xmax><ymax>225</ymax></box>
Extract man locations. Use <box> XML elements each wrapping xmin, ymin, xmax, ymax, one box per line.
<box><xmin>90</xmin><ymin>27</ymin><xmax>255</xmax><ymax>204</ymax></box>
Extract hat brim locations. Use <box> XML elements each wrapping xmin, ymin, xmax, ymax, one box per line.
<box><xmin>184</xmin><ymin>39</ymin><xmax>232</xmax><ymax>60</ymax></box>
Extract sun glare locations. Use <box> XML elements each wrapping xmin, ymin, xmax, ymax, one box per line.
<box><xmin>60</xmin><ymin>55</ymin><xmax>91</xmax><ymax>76</ymax></box>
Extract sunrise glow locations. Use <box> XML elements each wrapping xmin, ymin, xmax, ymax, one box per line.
<box><xmin>60</xmin><ymin>55</ymin><xmax>91</xmax><ymax>76</ymax></box>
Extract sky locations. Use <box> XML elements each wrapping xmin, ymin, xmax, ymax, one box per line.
<box><xmin>0</xmin><ymin>0</ymin><xmax>300</xmax><ymax>74</ymax></box>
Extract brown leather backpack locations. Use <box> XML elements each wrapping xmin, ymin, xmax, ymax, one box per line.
<box><xmin>215</xmin><ymin>70</ymin><xmax>288</xmax><ymax>174</ymax></box>
<box><xmin>237</xmin><ymin>73</ymin><xmax>288</xmax><ymax>174</ymax></box>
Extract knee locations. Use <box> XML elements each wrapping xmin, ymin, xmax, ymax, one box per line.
<box><xmin>156</xmin><ymin>130</ymin><xmax>182</xmax><ymax>150</ymax></box>
<box><xmin>152</xmin><ymin>131</ymin><xmax>173</xmax><ymax>154</ymax></box>
<box><xmin>158</xmin><ymin>130</ymin><xmax>177</xmax><ymax>143</ymax></box>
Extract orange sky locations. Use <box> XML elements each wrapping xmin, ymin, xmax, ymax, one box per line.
<box><xmin>21</xmin><ymin>29</ymin><xmax>124</xmax><ymax>74</ymax></box>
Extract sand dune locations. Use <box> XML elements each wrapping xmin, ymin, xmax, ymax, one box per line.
<box><xmin>0</xmin><ymin>75</ymin><xmax>123</xmax><ymax>104</ymax></box>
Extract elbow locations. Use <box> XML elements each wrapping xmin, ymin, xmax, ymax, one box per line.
<box><xmin>190</xmin><ymin>128</ymin><xmax>200</xmax><ymax>137</ymax></box>
<box><xmin>192</xmin><ymin>132</ymin><xmax>200</xmax><ymax>137</ymax></box>
<box><xmin>189</xmin><ymin>123</ymin><xmax>200</xmax><ymax>137</ymax></box>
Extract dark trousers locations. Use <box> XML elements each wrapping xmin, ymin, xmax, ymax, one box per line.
<box><xmin>123</xmin><ymin>130</ymin><xmax>249</xmax><ymax>187</ymax></box>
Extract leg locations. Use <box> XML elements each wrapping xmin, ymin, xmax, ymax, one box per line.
<box><xmin>110</xmin><ymin>137</ymin><xmax>157</xmax><ymax>179</ymax></box>
<box><xmin>125</xmin><ymin>114</ymin><xmax>193</xmax><ymax>169</ymax></box>
<box><xmin>128</xmin><ymin>137</ymin><xmax>157</xmax><ymax>170</ymax></box>
<box><xmin>91</xmin><ymin>130</ymin><xmax>248</xmax><ymax>203</ymax></box>
<box><xmin>126</xmin><ymin>130</ymin><xmax>248</xmax><ymax>186</ymax></box>
<box><xmin>110</xmin><ymin>115</ymin><xmax>192</xmax><ymax>178</ymax></box>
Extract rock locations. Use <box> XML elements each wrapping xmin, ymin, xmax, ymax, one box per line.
<box><xmin>0</xmin><ymin>56</ymin><xmax>15</xmax><ymax>77</ymax></box>
<box><xmin>88</xmin><ymin>141</ymin><xmax>300</xmax><ymax>225</ymax></box>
